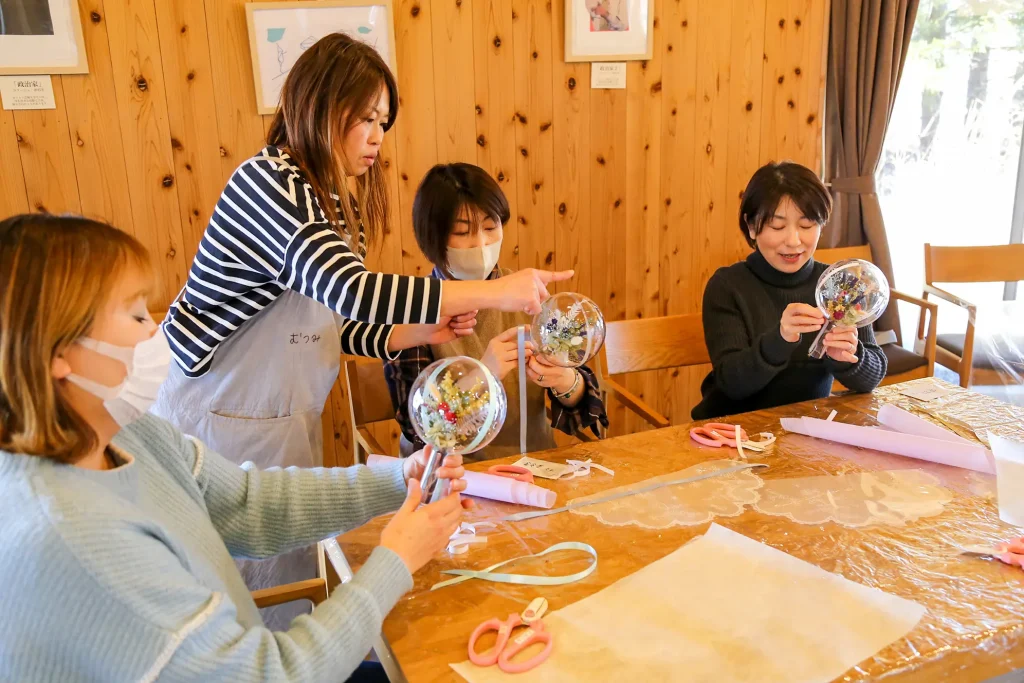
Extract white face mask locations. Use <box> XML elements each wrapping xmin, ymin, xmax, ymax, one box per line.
<box><xmin>447</xmin><ymin>239</ymin><xmax>502</xmax><ymax>281</ymax></box>
<box><xmin>65</xmin><ymin>328</ymin><xmax>171</xmax><ymax>427</ymax></box>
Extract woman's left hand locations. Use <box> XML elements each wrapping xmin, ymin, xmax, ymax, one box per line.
<box><xmin>823</xmin><ymin>325</ymin><xmax>859</xmax><ymax>363</ymax></box>
<box><xmin>423</xmin><ymin>312</ymin><xmax>478</xmax><ymax>345</ymax></box>
<box><xmin>403</xmin><ymin>446</ymin><xmax>472</xmax><ymax>508</ymax></box>
<box><xmin>525</xmin><ymin>356</ymin><xmax>575</xmax><ymax>394</ymax></box>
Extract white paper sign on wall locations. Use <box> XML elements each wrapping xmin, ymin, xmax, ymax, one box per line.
<box><xmin>0</xmin><ymin>75</ymin><xmax>56</xmax><ymax>110</ymax></box>
<box><xmin>591</xmin><ymin>62</ymin><xmax>627</xmax><ymax>89</ymax></box>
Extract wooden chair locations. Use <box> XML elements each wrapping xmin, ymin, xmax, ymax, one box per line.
<box><xmin>597</xmin><ymin>313</ymin><xmax>709</xmax><ymax>429</ymax></box>
<box><xmin>343</xmin><ymin>356</ymin><xmax>397</xmax><ymax>463</ymax></box>
<box><xmin>815</xmin><ymin>245</ymin><xmax>938</xmax><ymax>386</ymax></box>
<box><xmin>923</xmin><ymin>243</ymin><xmax>1024</xmax><ymax>388</ymax></box>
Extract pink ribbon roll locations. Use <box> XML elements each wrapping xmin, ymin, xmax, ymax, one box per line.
<box><xmin>366</xmin><ymin>454</ymin><xmax>557</xmax><ymax>509</ymax></box>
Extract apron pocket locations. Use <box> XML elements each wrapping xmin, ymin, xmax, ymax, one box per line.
<box><xmin>200</xmin><ymin>410</ymin><xmax>323</xmax><ymax>470</ymax></box>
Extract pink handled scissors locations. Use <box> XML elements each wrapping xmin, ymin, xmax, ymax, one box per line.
<box><xmin>468</xmin><ymin>599</ymin><xmax>553</xmax><ymax>673</ymax></box>
<box><xmin>689</xmin><ymin>423</ymin><xmax>749</xmax><ymax>448</ymax></box>
<box><xmin>487</xmin><ymin>464</ymin><xmax>535</xmax><ymax>483</ymax></box>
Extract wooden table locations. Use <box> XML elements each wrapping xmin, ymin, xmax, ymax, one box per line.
<box><xmin>334</xmin><ymin>379</ymin><xmax>1024</xmax><ymax>682</ymax></box>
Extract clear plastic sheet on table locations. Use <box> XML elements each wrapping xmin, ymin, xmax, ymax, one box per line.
<box><xmin>337</xmin><ymin>380</ymin><xmax>1024</xmax><ymax>682</ymax></box>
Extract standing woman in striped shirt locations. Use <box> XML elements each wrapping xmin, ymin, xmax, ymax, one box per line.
<box><xmin>152</xmin><ymin>33</ymin><xmax>570</xmax><ymax>629</ymax></box>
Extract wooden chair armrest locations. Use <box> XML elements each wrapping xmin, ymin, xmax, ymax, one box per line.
<box><xmin>603</xmin><ymin>377</ymin><xmax>670</xmax><ymax>429</ymax></box>
<box><xmin>923</xmin><ymin>284</ymin><xmax>977</xmax><ymax>314</ymax></box>
<box><xmin>890</xmin><ymin>289</ymin><xmax>938</xmax><ymax>314</ymax></box>
<box><xmin>252</xmin><ymin>578</ymin><xmax>329</xmax><ymax>608</ymax></box>
<box><xmin>355</xmin><ymin>427</ymin><xmax>386</xmax><ymax>463</ymax></box>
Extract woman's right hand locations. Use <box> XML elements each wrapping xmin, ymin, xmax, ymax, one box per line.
<box><xmin>481</xmin><ymin>326</ymin><xmax>532</xmax><ymax>381</ymax></box>
<box><xmin>491</xmin><ymin>268</ymin><xmax>574</xmax><ymax>315</ymax></box>
<box><xmin>780</xmin><ymin>303</ymin><xmax>826</xmax><ymax>343</ymax></box>
<box><xmin>380</xmin><ymin>479</ymin><xmax>463</xmax><ymax>574</ymax></box>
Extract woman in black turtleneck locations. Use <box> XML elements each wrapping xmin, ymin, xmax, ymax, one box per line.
<box><xmin>691</xmin><ymin>161</ymin><xmax>887</xmax><ymax>420</ymax></box>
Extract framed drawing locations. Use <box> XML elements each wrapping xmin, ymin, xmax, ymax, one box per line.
<box><xmin>246</xmin><ymin>0</ymin><xmax>396</xmax><ymax>115</ymax></box>
<box><xmin>0</xmin><ymin>0</ymin><xmax>88</xmax><ymax>75</ymax></box>
<box><xmin>564</xmin><ymin>0</ymin><xmax>653</xmax><ymax>62</ymax></box>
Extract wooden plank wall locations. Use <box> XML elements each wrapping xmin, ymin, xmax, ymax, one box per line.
<box><xmin>0</xmin><ymin>0</ymin><xmax>827</xmax><ymax>465</ymax></box>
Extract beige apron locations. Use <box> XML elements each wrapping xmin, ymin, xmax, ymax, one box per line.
<box><xmin>153</xmin><ymin>288</ymin><xmax>341</xmax><ymax>630</ymax></box>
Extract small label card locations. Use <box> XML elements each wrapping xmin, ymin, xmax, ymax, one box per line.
<box><xmin>591</xmin><ymin>62</ymin><xmax>626</xmax><ymax>89</ymax></box>
<box><xmin>0</xmin><ymin>75</ymin><xmax>56</xmax><ymax>110</ymax></box>
<box><xmin>512</xmin><ymin>456</ymin><xmax>571</xmax><ymax>480</ymax></box>
<box><xmin>899</xmin><ymin>384</ymin><xmax>952</xmax><ymax>402</ymax></box>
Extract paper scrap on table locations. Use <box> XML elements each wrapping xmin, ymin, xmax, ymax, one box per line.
<box><xmin>451</xmin><ymin>523</ymin><xmax>924</xmax><ymax>683</ymax></box>
<box><xmin>512</xmin><ymin>456</ymin><xmax>572</xmax><ymax>480</ymax></box>
<box><xmin>898</xmin><ymin>384</ymin><xmax>952</xmax><ymax>402</ymax></box>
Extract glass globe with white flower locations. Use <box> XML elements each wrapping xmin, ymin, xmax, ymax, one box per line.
<box><xmin>530</xmin><ymin>292</ymin><xmax>606</xmax><ymax>368</ymax></box>
<box><xmin>408</xmin><ymin>356</ymin><xmax>508</xmax><ymax>502</ymax></box>
<box><xmin>808</xmin><ymin>258</ymin><xmax>890</xmax><ymax>359</ymax></box>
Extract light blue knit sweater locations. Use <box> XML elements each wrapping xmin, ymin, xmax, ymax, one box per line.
<box><xmin>0</xmin><ymin>414</ymin><xmax>413</xmax><ymax>682</ymax></box>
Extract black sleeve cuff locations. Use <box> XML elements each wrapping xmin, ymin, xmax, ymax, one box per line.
<box><xmin>760</xmin><ymin>326</ymin><xmax>800</xmax><ymax>366</ymax></box>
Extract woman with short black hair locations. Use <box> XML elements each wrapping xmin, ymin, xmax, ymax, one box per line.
<box><xmin>691</xmin><ymin>161</ymin><xmax>887</xmax><ymax>420</ymax></box>
<box><xmin>385</xmin><ymin>163</ymin><xmax>608</xmax><ymax>458</ymax></box>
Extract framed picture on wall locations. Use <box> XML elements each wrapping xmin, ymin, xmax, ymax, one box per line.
<box><xmin>0</xmin><ymin>0</ymin><xmax>88</xmax><ymax>75</ymax></box>
<box><xmin>564</xmin><ymin>0</ymin><xmax>653</xmax><ymax>62</ymax></box>
<box><xmin>245</xmin><ymin>0</ymin><xmax>396</xmax><ymax>115</ymax></box>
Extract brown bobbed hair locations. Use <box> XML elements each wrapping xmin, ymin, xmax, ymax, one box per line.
<box><xmin>267</xmin><ymin>32</ymin><xmax>399</xmax><ymax>251</ymax></box>
<box><xmin>0</xmin><ymin>214</ymin><xmax>153</xmax><ymax>463</ymax></box>
<box><xmin>740</xmin><ymin>161</ymin><xmax>833</xmax><ymax>248</ymax></box>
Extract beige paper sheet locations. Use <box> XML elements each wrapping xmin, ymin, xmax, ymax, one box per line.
<box><xmin>452</xmin><ymin>524</ymin><xmax>925</xmax><ymax>683</ymax></box>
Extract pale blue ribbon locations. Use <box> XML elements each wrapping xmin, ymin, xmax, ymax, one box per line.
<box><xmin>431</xmin><ymin>541</ymin><xmax>598</xmax><ymax>591</ymax></box>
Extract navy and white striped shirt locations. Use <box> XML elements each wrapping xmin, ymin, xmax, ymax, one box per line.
<box><xmin>164</xmin><ymin>146</ymin><xmax>442</xmax><ymax>377</ymax></box>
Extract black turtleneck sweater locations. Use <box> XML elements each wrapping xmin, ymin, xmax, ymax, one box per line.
<box><xmin>691</xmin><ymin>250</ymin><xmax>887</xmax><ymax>420</ymax></box>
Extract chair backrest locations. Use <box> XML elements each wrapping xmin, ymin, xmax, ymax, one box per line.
<box><xmin>343</xmin><ymin>357</ymin><xmax>396</xmax><ymax>426</ymax></box>
<box><xmin>924</xmin><ymin>243</ymin><xmax>1024</xmax><ymax>285</ymax></box>
<box><xmin>600</xmin><ymin>313</ymin><xmax>709</xmax><ymax>376</ymax></box>
<box><xmin>814</xmin><ymin>244</ymin><xmax>873</xmax><ymax>264</ymax></box>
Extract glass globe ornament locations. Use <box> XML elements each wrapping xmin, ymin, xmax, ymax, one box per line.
<box><xmin>809</xmin><ymin>258</ymin><xmax>890</xmax><ymax>359</ymax></box>
<box><xmin>530</xmin><ymin>292</ymin><xmax>606</xmax><ymax>368</ymax></box>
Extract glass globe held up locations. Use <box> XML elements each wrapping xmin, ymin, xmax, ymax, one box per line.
<box><xmin>808</xmin><ymin>258</ymin><xmax>890</xmax><ymax>359</ymax></box>
<box><xmin>530</xmin><ymin>292</ymin><xmax>606</xmax><ymax>368</ymax></box>
<box><xmin>408</xmin><ymin>356</ymin><xmax>507</xmax><ymax>501</ymax></box>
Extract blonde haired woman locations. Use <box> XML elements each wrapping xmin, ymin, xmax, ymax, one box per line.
<box><xmin>0</xmin><ymin>214</ymin><xmax>467</xmax><ymax>682</ymax></box>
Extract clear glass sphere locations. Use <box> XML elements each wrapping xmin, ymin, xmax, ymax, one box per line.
<box><xmin>408</xmin><ymin>356</ymin><xmax>507</xmax><ymax>454</ymax></box>
<box><xmin>815</xmin><ymin>258</ymin><xmax>891</xmax><ymax>328</ymax></box>
<box><xmin>530</xmin><ymin>292</ymin><xmax>606</xmax><ymax>368</ymax></box>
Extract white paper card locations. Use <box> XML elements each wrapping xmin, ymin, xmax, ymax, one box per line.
<box><xmin>452</xmin><ymin>523</ymin><xmax>924</xmax><ymax>683</ymax></box>
<box><xmin>591</xmin><ymin>62</ymin><xmax>626</xmax><ymax>89</ymax></box>
<box><xmin>511</xmin><ymin>456</ymin><xmax>571</xmax><ymax>480</ymax></box>
<box><xmin>0</xmin><ymin>76</ymin><xmax>56</xmax><ymax>110</ymax></box>
<box><xmin>991</xmin><ymin>433</ymin><xmax>1024</xmax><ymax>527</ymax></box>
<box><xmin>898</xmin><ymin>384</ymin><xmax>952</xmax><ymax>402</ymax></box>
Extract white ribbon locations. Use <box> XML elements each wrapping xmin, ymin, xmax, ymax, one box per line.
<box><xmin>447</xmin><ymin>521</ymin><xmax>496</xmax><ymax>555</ymax></box>
<box><xmin>560</xmin><ymin>458</ymin><xmax>615</xmax><ymax>479</ymax></box>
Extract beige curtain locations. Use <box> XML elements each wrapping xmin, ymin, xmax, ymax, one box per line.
<box><xmin>824</xmin><ymin>0</ymin><xmax>919</xmax><ymax>336</ymax></box>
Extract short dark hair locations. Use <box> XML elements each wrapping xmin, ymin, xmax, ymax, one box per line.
<box><xmin>412</xmin><ymin>164</ymin><xmax>511</xmax><ymax>278</ymax></box>
<box><xmin>739</xmin><ymin>161</ymin><xmax>832</xmax><ymax>247</ymax></box>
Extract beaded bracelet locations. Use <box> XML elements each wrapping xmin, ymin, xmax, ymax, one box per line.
<box><xmin>555</xmin><ymin>369</ymin><xmax>581</xmax><ymax>400</ymax></box>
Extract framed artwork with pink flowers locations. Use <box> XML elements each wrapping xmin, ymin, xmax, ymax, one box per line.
<box><xmin>564</xmin><ymin>0</ymin><xmax>653</xmax><ymax>62</ymax></box>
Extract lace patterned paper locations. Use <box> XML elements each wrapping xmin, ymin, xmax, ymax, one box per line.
<box><xmin>569</xmin><ymin>460</ymin><xmax>763</xmax><ymax>530</ymax></box>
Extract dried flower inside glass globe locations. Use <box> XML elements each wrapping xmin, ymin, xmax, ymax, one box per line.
<box><xmin>809</xmin><ymin>258</ymin><xmax>890</xmax><ymax>359</ymax></box>
<box><xmin>530</xmin><ymin>292</ymin><xmax>606</xmax><ymax>368</ymax></box>
<box><xmin>408</xmin><ymin>357</ymin><xmax>507</xmax><ymax>501</ymax></box>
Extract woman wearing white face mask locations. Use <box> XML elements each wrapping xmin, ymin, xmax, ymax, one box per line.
<box><xmin>0</xmin><ymin>214</ymin><xmax>470</xmax><ymax>682</ymax></box>
<box><xmin>384</xmin><ymin>164</ymin><xmax>608</xmax><ymax>459</ymax></box>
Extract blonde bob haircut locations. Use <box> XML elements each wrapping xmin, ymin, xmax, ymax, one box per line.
<box><xmin>0</xmin><ymin>214</ymin><xmax>153</xmax><ymax>464</ymax></box>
